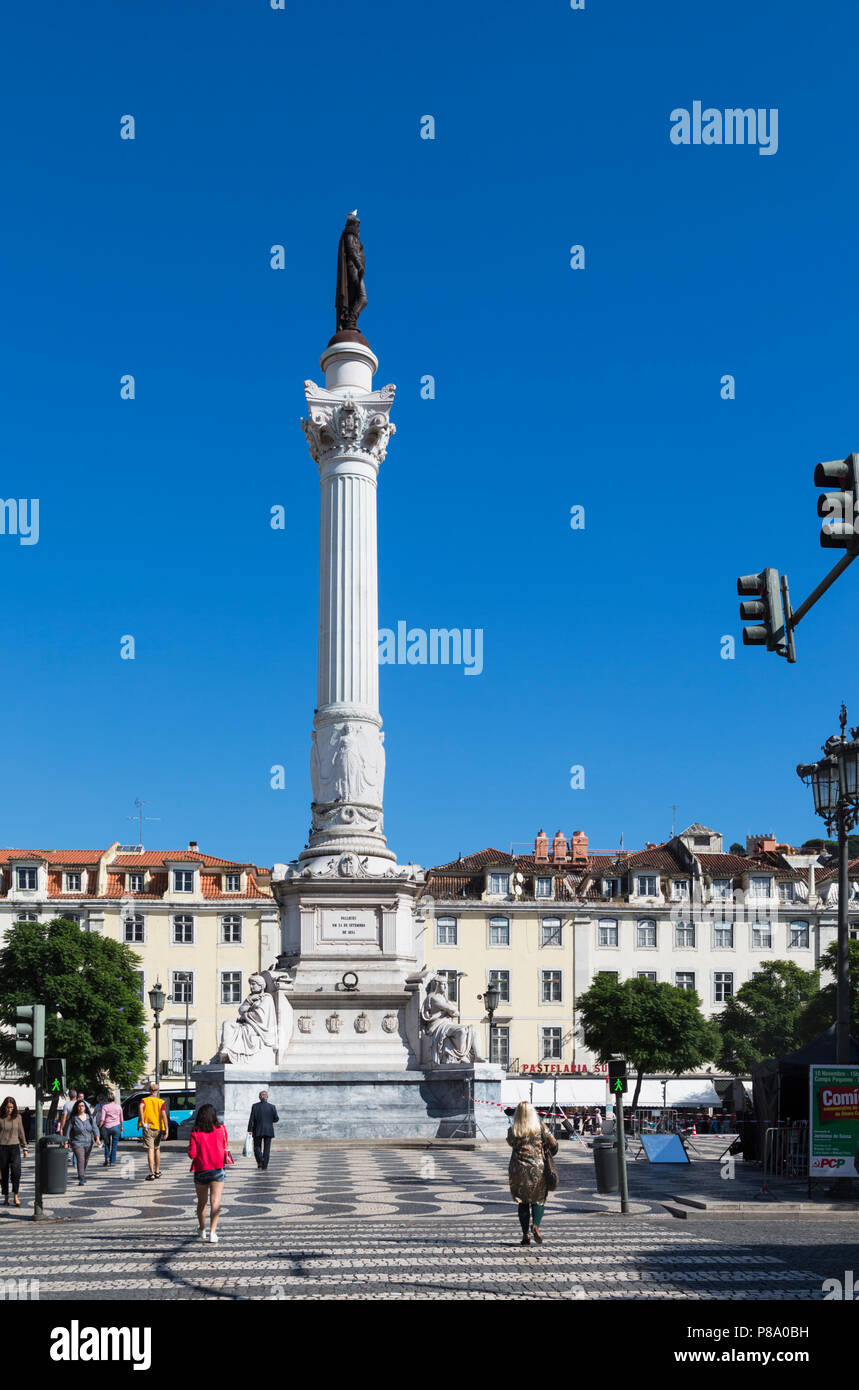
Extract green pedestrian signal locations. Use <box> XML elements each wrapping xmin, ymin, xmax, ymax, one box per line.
<box><xmin>42</xmin><ymin>1058</ymin><xmax>66</xmax><ymax>1095</ymax></box>
<box><xmin>608</xmin><ymin>1058</ymin><xmax>628</xmax><ymax>1095</ymax></box>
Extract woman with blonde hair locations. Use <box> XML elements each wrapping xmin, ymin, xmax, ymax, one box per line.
<box><xmin>507</xmin><ymin>1100</ymin><xmax>559</xmax><ymax>1245</ymax></box>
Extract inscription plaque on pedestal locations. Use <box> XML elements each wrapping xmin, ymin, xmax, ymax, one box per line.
<box><xmin>319</xmin><ymin>907</ymin><xmax>378</xmax><ymax>943</ymax></box>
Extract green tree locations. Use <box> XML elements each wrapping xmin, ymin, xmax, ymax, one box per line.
<box><xmin>716</xmin><ymin>961</ymin><xmax>819</xmax><ymax>1071</ymax></box>
<box><xmin>576</xmin><ymin>975</ymin><xmax>721</xmax><ymax>1110</ymax></box>
<box><xmin>0</xmin><ymin>917</ymin><xmax>147</xmax><ymax>1093</ymax></box>
<box><xmin>797</xmin><ymin>939</ymin><xmax>859</xmax><ymax>1044</ymax></box>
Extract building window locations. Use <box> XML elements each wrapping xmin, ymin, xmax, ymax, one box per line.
<box><xmin>489</xmin><ymin>916</ymin><xmax>510</xmax><ymax>947</ymax></box>
<box><xmin>636</xmin><ymin>875</ymin><xmax>658</xmax><ymax>897</ymax></box>
<box><xmin>61</xmin><ymin>913</ymin><xmax>83</xmax><ymax>926</ymax></box>
<box><xmin>636</xmin><ymin>919</ymin><xmax>657</xmax><ymax>949</ymax></box>
<box><xmin>597</xmin><ymin>919</ymin><xmax>618</xmax><ymax>948</ymax></box>
<box><xmin>535</xmin><ymin>876</ymin><xmax>553</xmax><ymax>899</ymax></box>
<box><xmin>541</xmin><ymin>1027</ymin><xmax>563</xmax><ymax>1061</ymax></box>
<box><xmin>173</xmin><ymin>870</ymin><xmax>194</xmax><ymax>893</ymax></box>
<box><xmin>541</xmin><ymin>970</ymin><xmax>563</xmax><ymax>1003</ymax></box>
<box><xmin>714</xmin><ymin>972</ymin><xmax>734</xmax><ymax>1003</ymax></box>
<box><xmin>711</xmin><ymin>878</ymin><xmax>732</xmax><ymax>900</ymax></box>
<box><xmin>750</xmin><ymin>876</ymin><xmax>773</xmax><ymax>900</ymax></box>
<box><xmin>540</xmin><ymin>917</ymin><xmax>562</xmax><ymax>948</ymax></box>
<box><xmin>15</xmin><ymin>868</ymin><xmax>37</xmax><ymax>891</ymax></box>
<box><xmin>671</xmin><ymin>880</ymin><xmax>690</xmax><ymax>901</ymax></box>
<box><xmin>488</xmin><ymin>969</ymin><xmax>510</xmax><ymax>1003</ymax></box>
<box><xmin>171</xmin><ymin>971</ymin><xmax>193</xmax><ymax>1005</ymax></box>
<box><xmin>675</xmin><ymin>972</ymin><xmax>695</xmax><ymax>993</ymax></box>
<box><xmin>135</xmin><ymin>971</ymin><xmax>145</xmax><ymax>1000</ymax></box>
<box><xmin>16</xmin><ymin>912</ymin><xmax>38</xmax><ymax>922</ymax></box>
<box><xmin>437</xmin><ymin>969</ymin><xmax>458</xmax><ymax>1003</ymax></box>
<box><xmin>637</xmin><ymin>971</ymin><xmax>657</xmax><ymax>981</ymax></box>
<box><xmin>752</xmin><ymin>922</ymin><xmax>772</xmax><ymax>950</ymax></box>
<box><xmin>128</xmin><ymin>873</ymin><xmax>145</xmax><ymax>893</ymax></box>
<box><xmin>220</xmin><ymin>914</ymin><xmax>243</xmax><ymax>944</ymax></box>
<box><xmin>173</xmin><ymin>915</ymin><xmax>195</xmax><ymax>944</ymax></box>
<box><xmin>65</xmin><ymin>872</ymin><xmax>82</xmax><ymax>892</ymax></box>
<box><xmin>225</xmin><ymin>873</ymin><xmax>241</xmax><ymax>892</ymax></box>
<box><xmin>789</xmin><ymin>920</ymin><xmax>809</xmax><ymax>950</ymax></box>
<box><xmin>602</xmin><ymin>878</ymin><xmax>621</xmax><ymax>898</ymax></box>
<box><xmin>491</xmin><ymin>1025</ymin><xmax>510</xmax><ymax>1069</ymax></box>
<box><xmin>714</xmin><ymin>924</ymin><xmax>734</xmax><ymax>949</ymax></box>
<box><xmin>436</xmin><ymin>916</ymin><xmax>457</xmax><ymax>946</ymax></box>
<box><xmin>489</xmin><ymin>873</ymin><xmax>510</xmax><ymax>895</ymax></box>
<box><xmin>220</xmin><ymin>971</ymin><xmax>242</xmax><ymax>1005</ymax></box>
<box><xmin>778</xmin><ymin>882</ymin><xmax>797</xmax><ymax>903</ymax></box>
<box><xmin>674</xmin><ymin>921</ymin><xmax>695</xmax><ymax>949</ymax></box>
<box><xmin>123</xmin><ymin>913</ymin><xmax>145</xmax><ymax>944</ymax></box>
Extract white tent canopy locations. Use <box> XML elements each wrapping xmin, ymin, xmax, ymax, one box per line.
<box><xmin>501</xmin><ymin>1079</ymin><xmax>606</xmax><ymax>1107</ymax></box>
<box><xmin>665</xmin><ymin>1079</ymin><xmax>721</xmax><ymax>1107</ymax></box>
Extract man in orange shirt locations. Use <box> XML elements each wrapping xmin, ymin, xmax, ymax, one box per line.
<box><xmin>138</xmin><ymin>1081</ymin><xmax>168</xmax><ymax>1180</ymax></box>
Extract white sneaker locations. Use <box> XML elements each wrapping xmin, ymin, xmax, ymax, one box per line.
<box><xmin>199</xmin><ymin>1228</ymin><xmax>208</xmax><ymax>1241</ymax></box>
<box><xmin>209</xmin><ymin>1232</ymin><xmax>219</xmax><ymax>1245</ymax></box>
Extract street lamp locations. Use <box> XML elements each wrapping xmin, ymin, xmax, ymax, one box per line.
<box><xmin>797</xmin><ymin>706</ymin><xmax>859</xmax><ymax>1070</ymax></box>
<box><xmin>478</xmin><ymin>982</ymin><xmax>502</xmax><ymax>1066</ymax></box>
<box><xmin>147</xmin><ymin>980</ymin><xmax>166</xmax><ymax>1081</ymax></box>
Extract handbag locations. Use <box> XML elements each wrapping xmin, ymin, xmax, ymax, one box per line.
<box><xmin>542</xmin><ymin>1134</ymin><xmax>559</xmax><ymax>1192</ymax></box>
<box><xmin>223</xmin><ymin>1126</ymin><xmax>235</xmax><ymax>1167</ymax></box>
<box><xmin>242</xmin><ymin>1133</ymin><xmax>254</xmax><ymax>1159</ymax></box>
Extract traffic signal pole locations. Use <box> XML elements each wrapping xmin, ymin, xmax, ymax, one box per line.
<box><xmin>615</xmin><ymin>1087</ymin><xmax>630</xmax><ymax>1214</ymax></box>
<box><xmin>32</xmin><ymin>1068</ymin><xmax>45</xmax><ymax>1221</ymax></box>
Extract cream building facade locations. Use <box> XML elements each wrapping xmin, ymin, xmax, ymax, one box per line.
<box><xmin>0</xmin><ymin>841</ymin><xmax>277</xmax><ymax>1082</ymax></box>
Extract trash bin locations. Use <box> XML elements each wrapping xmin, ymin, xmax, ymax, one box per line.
<box><xmin>592</xmin><ymin>1135</ymin><xmax>619</xmax><ymax>1194</ymax></box>
<box><xmin>38</xmin><ymin>1136</ymin><xmax>68</xmax><ymax>1195</ymax></box>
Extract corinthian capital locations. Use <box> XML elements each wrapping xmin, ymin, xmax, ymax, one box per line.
<box><xmin>302</xmin><ymin>384</ymin><xmax>396</xmax><ymax>466</ymax></box>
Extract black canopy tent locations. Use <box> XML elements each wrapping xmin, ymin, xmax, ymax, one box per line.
<box><xmin>752</xmin><ymin>1025</ymin><xmax>859</xmax><ymax>1130</ymax></box>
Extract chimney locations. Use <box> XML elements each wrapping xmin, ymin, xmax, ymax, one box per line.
<box><xmin>534</xmin><ymin>829</ymin><xmax>549</xmax><ymax>862</ymax></box>
<box><xmin>551</xmin><ymin>830</ymin><xmax>568</xmax><ymax>863</ymax></box>
<box><xmin>571</xmin><ymin>830</ymin><xmax>588</xmax><ymax>865</ymax></box>
<box><xmin>188</xmin><ymin>840</ymin><xmax>199</xmax><ymax>852</ymax></box>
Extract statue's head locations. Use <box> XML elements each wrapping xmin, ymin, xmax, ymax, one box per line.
<box><xmin>426</xmin><ymin>975</ymin><xmax>445</xmax><ymax>998</ymax></box>
<box><xmin>248</xmin><ymin>973</ymin><xmax>265</xmax><ymax>994</ymax></box>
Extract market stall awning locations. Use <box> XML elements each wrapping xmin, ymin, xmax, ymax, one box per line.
<box><xmin>665</xmin><ymin>1079</ymin><xmax>721</xmax><ymax>1107</ymax></box>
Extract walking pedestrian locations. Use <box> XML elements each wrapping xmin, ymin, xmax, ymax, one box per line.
<box><xmin>0</xmin><ymin>1097</ymin><xmax>29</xmax><ymax>1207</ymax></box>
<box><xmin>64</xmin><ymin>1099</ymin><xmax>101</xmax><ymax>1184</ymax></box>
<box><xmin>188</xmin><ymin>1104</ymin><xmax>230</xmax><ymax>1244</ymax></box>
<box><xmin>60</xmin><ymin>1090</ymin><xmax>91</xmax><ymax>1135</ymax></box>
<box><xmin>247</xmin><ymin>1090</ymin><xmax>279</xmax><ymax>1170</ymax></box>
<box><xmin>507</xmin><ymin>1100</ymin><xmax>559</xmax><ymax>1247</ymax></box>
<box><xmin>98</xmin><ymin>1091</ymin><xmax>123</xmax><ymax>1167</ymax></box>
<box><xmin>138</xmin><ymin>1082</ymin><xmax>168</xmax><ymax>1180</ymax></box>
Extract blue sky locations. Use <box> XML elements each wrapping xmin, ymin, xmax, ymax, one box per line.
<box><xmin>2</xmin><ymin>0</ymin><xmax>857</xmax><ymax>868</ymax></box>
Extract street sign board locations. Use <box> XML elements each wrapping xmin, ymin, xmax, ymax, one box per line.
<box><xmin>809</xmin><ymin>1065</ymin><xmax>859</xmax><ymax>1179</ymax></box>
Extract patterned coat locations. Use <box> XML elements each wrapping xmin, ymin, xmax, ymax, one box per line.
<box><xmin>507</xmin><ymin>1124</ymin><xmax>559</xmax><ymax>1204</ymax></box>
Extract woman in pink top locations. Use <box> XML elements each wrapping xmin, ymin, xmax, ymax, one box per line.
<box><xmin>98</xmin><ymin>1093</ymin><xmax>124</xmax><ymax>1167</ymax></box>
<box><xmin>188</xmin><ymin>1104</ymin><xmax>229</xmax><ymax>1244</ymax></box>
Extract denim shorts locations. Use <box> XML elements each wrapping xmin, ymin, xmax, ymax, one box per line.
<box><xmin>193</xmin><ymin>1168</ymin><xmax>225</xmax><ymax>1184</ymax></box>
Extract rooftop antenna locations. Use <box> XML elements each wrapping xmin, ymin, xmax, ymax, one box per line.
<box><xmin>671</xmin><ymin>805</ymin><xmax>677</xmax><ymax>838</ymax></box>
<box><xmin>125</xmin><ymin>798</ymin><xmax>160</xmax><ymax>851</ymax></box>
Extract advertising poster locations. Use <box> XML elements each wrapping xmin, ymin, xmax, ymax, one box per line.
<box><xmin>809</xmin><ymin>1065</ymin><xmax>859</xmax><ymax>1179</ymax></box>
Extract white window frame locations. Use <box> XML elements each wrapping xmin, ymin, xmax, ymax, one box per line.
<box><xmin>636</xmin><ymin>970</ymin><xmax>657</xmax><ymax>981</ymax></box>
<box><xmin>64</xmin><ymin>872</ymin><xmax>82</xmax><ymax>892</ymax></box>
<box><xmin>123</xmin><ymin>912</ymin><xmax>146</xmax><ymax>944</ymax></box>
<box><xmin>491</xmin><ymin>1025</ymin><xmax>510</xmax><ymax>1068</ymax></box>
<box><xmin>128</xmin><ymin>873</ymin><xmax>145</xmax><ymax>893</ymax></box>
<box><xmin>671</xmin><ymin>880</ymin><xmax>690</xmax><ymax>902</ymax></box>
<box><xmin>711</xmin><ymin>878</ymin><xmax>732</xmax><ymax>900</ymax></box>
<box><xmin>602</xmin><ymin>878</ymin><xmax>621</xmax><ymax>898</ymax></box>
<box><xmin>636</xmin><ymin>875</ymin><xmax>658</xmax><ymax>897</ymax></box>
<box><xmin>675</xmin><ymin>971</ymin><xmax>696</xmax><ymax>993</ymax></box>
<box><xmin>220</xmin><ymin>914</ymin><xmax>243</xmax><ymax>945</ymax></box>
<box><xmin>173</xmin><ymin>869</ymin><xmax>195</xmax><ymax>893</ymax></box>
<box><xmin>488</xmin><ymin>968</ymin><xmax>510</xmax><ymax>1003</ymax></box>
<box><xmin>540</xmin><ymin>969</ymin><xmax>563</xmax><ymax>1004</ymax></box>
<box><xmin>541</xmin><ymin>1026</ymin><xmax>563</xmax><ymax>1061</ymax></box>
<box><xmin>535</xmin><ymin>876</ymin><xmax>553</xmax><ymax>899</ymax></box>
<box><xmin>540</xmin><ymin>917</ymin><xmax>562</xmax><ymax>948</ymax></box>
<box><xmin>220</xmin><ymin>970</ymin><xmax>242</xmax><ymax>1005</ymax></box>
<box><xmin>714</xmin><ymin>971</ymin><xmax>734</xmax><ymax>1004</ymax></box>
<box><xmin>172</xmin><ymin>914</ymin><xmax>195</xmax><ymax>946</ymax></box>
<box><xmin>224</xmin><ymin>873</ymin><xmax>242</xmax><ymax>893</ymax></box>
<box><xmin>436</xmin><ymin>916</ymin><xmax>458</xmax><ymax>947</ymax></box>
<box><xmin>789</xmin><ymin>920</ymin><xmax>809</xmax><ymax>950</ymax></box>
<box><xmin>597</xmin><ymin>918</ymin><xmax>619</xmax><ymax>948</ymax></box>
<box><xmin>16</xmin><ymin>912</ymin><xmax>38</xmax><ymax>922</ymax></box>
<box><xmin>488</xmin><ymin>872</ymin><xmax>510</xmax><ymax>896</ymax></box>
<box><xmin>751</xmin><ymin>921</ymin><xmax>773</xmax><ymax>951</ymax></box>
<box><xmin>713</xmin><ymin>923</ymin><xmax>734</xmax><ymax>949</ymax></box>
<box><xmin>636</xmin><ymin>918</ymin><xmax>657</xmax><ymax>949</ymax></box>
<box><xmin>16</xmin><ymin>867</ymin><xmax>37</xmax><ymax>891</ymax></box>
<box><xmin>674</xmin><ymin>920</ymin><xmax>696</xmax><ymax>949</ymax></box>
<box><xmin>749</xmin><ymin>876</ymin><xmax>773</xmax><ymax>900</ymax></box>
<box><xmin>488</xmin><ymin>916</ymin><xmax>510</xmax><ymax>948</ymax></box>
<box><xmin>171</xmin><ymin>969</ymin><xmax>194</xmax><ymax>1005</ymax></box>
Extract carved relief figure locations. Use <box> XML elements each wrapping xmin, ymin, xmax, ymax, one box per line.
<box><xmin>217</xmin><ymin>974</ymin><xmax>278</xmax><ymax>1066</ymax></box>
<box><xmin>420</xmin><ymin>976</ymin><xmax>486</xmax><ymax>1066</ymax></box>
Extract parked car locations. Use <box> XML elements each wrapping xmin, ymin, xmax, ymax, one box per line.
<box><xmin>120</xmin><ymin>1088</ymin><xmax>196</xmax><ymax>1141</ymax></box>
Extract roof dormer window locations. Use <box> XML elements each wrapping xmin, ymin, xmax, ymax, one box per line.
<box><xmin>173</xmin><ymin>870</ymin><xmax>195</xmax><ymax>893</ymax></box>
<box><xmin>225</xmin><ymin>873</ymin><xmax>241</xmax><ymax>893</ymax></box>
<box><xmin>128</xmin><ymin>873</ymin><xmax>145</xmax><ymax>893</ymax></box>
<box><xmin>489</xmin><ymin>872</ymin><xmax>510</xmax><ymax>896</ymax></box>
<box><xmin>65</xmin><ymin>872</ymin><xmax>82</xmax><ymax>892</ymax></box>
<box><xmin>16</xmin><ymin>867</ymin><xmax>37</xmax><ymax>891</ymax></box>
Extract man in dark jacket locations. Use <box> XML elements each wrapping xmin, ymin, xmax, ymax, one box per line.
<box><xmin>247</xmin><ymin>1090</ymin><xmax>279</xmax><ymax>1170</ymax></box>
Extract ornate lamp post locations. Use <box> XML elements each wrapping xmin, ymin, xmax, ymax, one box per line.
<box><xmin>478</xmin><ymin>982</ymin><xmax>502</xmax><ymax>1065</ymax></box>
<box><xmin>147</xmin><ymin>980</ymin><xmax>166</xmax><ymax>1081</ymax></box>
<box><xmin>797</xmin><ymin>704</ymin><xmax>859</xmax><ymax>1068</ymax></box>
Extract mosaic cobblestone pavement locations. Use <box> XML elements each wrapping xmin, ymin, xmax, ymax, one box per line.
<box><xmin>0</xmin><ymin>1142</ymin><xmax>844</xmax><ymax>1300</ymax></box>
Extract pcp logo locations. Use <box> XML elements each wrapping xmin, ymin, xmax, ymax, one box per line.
<box><xmin>811</xmin><ymin>1157</ymin><xmax>846</xmax><ymax>1170</ymax></box>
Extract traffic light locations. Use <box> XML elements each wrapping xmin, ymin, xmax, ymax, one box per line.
<box><xmin>737</xmin><ymin>568</ymin><xmax>789</xmax><ymax>657</ymax></box>
<box><xmin>608</xmin><ymin>1058</ymin><xmax>627</xmax><ymax>1095</ymax></box>
<box><xmin>815</xmin><ymin>452</ymin><xmax>859</xmax><ymax>549</ymax></box>
<box><xmin>15</xmin><ymin>1003</ymin><xmax>45</xmax><ymax>1058</ymax></box>
<box><xmin>42</xmin><ymin>1058</ymin><xmax>65</xmax><ymax>1096</ymax></box>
